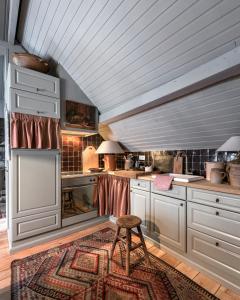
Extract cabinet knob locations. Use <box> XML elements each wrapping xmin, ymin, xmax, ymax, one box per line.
<box><xmin>180</xmin><ymin>203</ymin><xmax>183</xmax><ymax>207</ymax></box>
<box><xmin>137</xmin><ymin>183</ymin><xmax>140</xmax><ymax>186</ymax></box>
<box><xmin>216</xmin><ymin>211</ymin><xmax>219</xmax><ymax>216</ymax></box>
<box><xmin>216</xmin><ymin>198</ymin><xmax>220</xmax><ymax>203</ymax></box>
<box><xmin>215</xmin><ymin>242</ymin><xmax>219</xmax><ymax>247</ymax></box>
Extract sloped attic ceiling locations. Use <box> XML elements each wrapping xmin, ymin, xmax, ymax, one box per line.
<box><xmin>17</xmin><ymin>0</ymin><xmax>240</xmax><ymax>150</ymax></box>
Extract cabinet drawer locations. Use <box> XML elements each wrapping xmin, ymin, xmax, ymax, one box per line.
<box><xmin>188</xmin><ymin>202</ymin><xmax>240</xmax><ymax>246</ymax></box>
<box><xmin>10</xmin><ymin>88</ymin><xmax>60</xmax><ymax>118</ymax></box>
<box><xmin>9</xmin><ymin>64</ymin><xmax>60</xmax><ymax>98</ymax></box>
<box><xmin>11</xmin><ymin>210</ymin><xmax>61</xmax><ymax>241</ymax></box>
<box><xmin>188</xmin><ymin>228</ymin><xmax>240</xmax><ymax>287</ymax></box>
<box><xmin>187</xmin><ymin>188</ymin><xmax>240</xmax><ymax>212</ymax></box>
<box><xmin>130</xmin><ymin>179</ymin><xmax>150</xmax><ymax>191</ymax></box>
<box><xmin>151</xmin><ymin>182</ymin><xmax>186</xmax><ymax>200</ymax></box>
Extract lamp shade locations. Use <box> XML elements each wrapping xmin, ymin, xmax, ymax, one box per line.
<box><xmin>217</xmin><ymin>136</ymin><xmax>240</xmax><ymax>152</ymax></box>
<box><xmin>96</xmin><ymin>141</ymin><xmax>124</xmax><ymax>154</ymax></box>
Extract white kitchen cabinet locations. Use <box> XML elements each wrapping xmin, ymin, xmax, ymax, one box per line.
<box><xmin>188</xmin><ymin>228</ymin><xmax>240</xmax><ymax>287</ymax></box>
<box><xmin>10</xmin><ymin>88</ymin><xmax>60</xmax><ymax>118</ymax></box>
<box><xmin>151</xmin><ymin>193</ymin><xmax>186</xmax><ymax>252</ymax></box>
<box><xmin>9</xmin><ymin>63</ymin><xmax>60</xmax><ymax>98</ymax></box>
<box><xmin>188</xmin><ymin>202</ymin><xmax>240</xmax><ymax>246</ymax></box>
<box><xmin>10</xmin><ymin>210</ymin><xmax>61</xmax><ymax>241</ymax></box>
<box><xmin>9</xmin><ymin>150</ymin><xmax>61</xmax><ymax>219</ymax></box>
<box><xmin>130</xmin><ymin>188</ymin><xmax>150</xmax><ymax>232</ymax></box>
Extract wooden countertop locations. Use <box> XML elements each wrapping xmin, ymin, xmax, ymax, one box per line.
<box><xmin>108</xmin><ymin>170</ymin><xmax>150</xmax><ymax>179</ymax></box>
<box><xmin>138</xmin><ymin>175</ymin><xmax>240</xmax><ymax>196</ymax></box>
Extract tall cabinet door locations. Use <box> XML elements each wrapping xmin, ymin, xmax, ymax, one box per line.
<box><xmin>131</xmin><ymin>188</ymin><xmax>150</xmax><ymax>232</ymax></box>
<box><xmin>151</xmin><ymin>193</ymin><xmax>186</xmax><ymax>252</ymax></box>
<box><xmin>9</xmin><ymin>150</ymin><xmax>61</xmax><ymax>219</ymax></box>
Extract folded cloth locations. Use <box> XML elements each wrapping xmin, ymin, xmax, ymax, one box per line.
<box><xmin>153</xmin><ymin>175</ymin><xmax>174</xmax><ymax>191</ymax></box>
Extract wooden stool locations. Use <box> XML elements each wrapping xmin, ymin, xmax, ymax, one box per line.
<box><xmin>110</xmin><ymin>215</ymin><xmax>150</xmax><ymax>276</ymax></box>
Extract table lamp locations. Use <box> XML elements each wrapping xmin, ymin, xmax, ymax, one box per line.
<box><xmin>96</xmin><ymin>141</ymin><xmax>124</xmax><ymax>171</ymax></box>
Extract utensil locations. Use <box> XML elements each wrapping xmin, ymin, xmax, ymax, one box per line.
<box><xmin>205</xmin><ymin>162</ymin><xmax>225</xmax><ymax>181</ymax></box>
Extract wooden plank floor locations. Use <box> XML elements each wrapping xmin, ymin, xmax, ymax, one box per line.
<box><xmin>0</xmin><ymin>221</ymin><xmax>239</xmax><ymax>299</ymax></box>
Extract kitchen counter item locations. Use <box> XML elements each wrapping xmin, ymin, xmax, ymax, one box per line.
<box><xmin>205</xmin><ymin>161</ymin><xmax>225</xmax><ymax>181</ymax></box>
<box><xmin>12</xmin><ymin>53</ymin><xmax>49</xmax><ymax>73</ymax></box>
<box><xmin>173</xmin><ymin>152</ymin><xmax>183</xmax><ymax>174</ymax></box>
<box><xmin>154</xmin><ymin>173</ymin><xmax>204</xmax><ymax>183</ymax></box>
<box><xmin>210</xmin><ymin>168</ymin><xmax>226</xmax><ymax>184</ymax></box>
<box><xmin>82</xmin><ymin>146</ymin><xmax>99</xmax><ymax>172</ymax></box>
<box><xmin>227</xmin><ymin>163</ymin><xmax>240</xmax><ymax>188</ymax></box>
<box><xmin>138</xmin><ymin>175</ymin><xmax>240</xmax><ymax>196</ymax></box>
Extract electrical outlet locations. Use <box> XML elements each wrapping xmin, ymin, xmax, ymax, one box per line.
<box><xmin>139</xmin><ymin>155</ymin><xmax>145</xmax><ymax>161</ymax></box>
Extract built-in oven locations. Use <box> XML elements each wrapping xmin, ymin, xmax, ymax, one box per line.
<box><xmin>61</xmin><ymin>175</ymin><xmax>98</xmax><ymax>227</ymax></box>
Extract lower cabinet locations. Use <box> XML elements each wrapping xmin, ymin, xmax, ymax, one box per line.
<box><xmin>151</xmin><ymin>193</ymin><xmax>186</xmax><ymax>252</ymax></box>
<box><xmin>188</xmin><ymin>228</ymin><xmax>240</xmax><ymax>287</ymax></box>
<box><xmin>130</xmin><ymin>188</ymin><xmax>150</xmax><ymax>232</ymax></box>
<box><xmin>10</xmin><ymin>210</ymin><xmax>61</xmax><ymax>241</ymax></box>
<box><xmin>9</xmin><ymin>149</ymin><xmax>61</xmax><ymax>242</ymax></box>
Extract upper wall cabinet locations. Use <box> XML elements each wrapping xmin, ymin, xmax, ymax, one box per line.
<box><xmin>9</xmin><ymin>64</ymin><xmax>60</xmax><ymax>98</ymax></box>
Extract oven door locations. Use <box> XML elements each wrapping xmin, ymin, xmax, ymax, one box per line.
<box><xmin>62</xmin><ymin>183</ymin><xmax>98</xmax><ymax>227</ymax></box>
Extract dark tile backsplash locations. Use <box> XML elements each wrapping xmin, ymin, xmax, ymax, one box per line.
<box><xmin>61</xmin><ymin>134</ymin><xmax>237</xmax><ymax>176</ymax></box>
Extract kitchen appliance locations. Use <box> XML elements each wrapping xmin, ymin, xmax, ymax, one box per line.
<box><xmin>61</xmin><ymin>175</ymin><xmax>98</xmax><ymax>227</ymax></box>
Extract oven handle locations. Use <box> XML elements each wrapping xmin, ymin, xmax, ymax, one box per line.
<box><xmin>62</xmin><ymin>184</ymin><xmax>97</xmax><ymax>192</ymax></box>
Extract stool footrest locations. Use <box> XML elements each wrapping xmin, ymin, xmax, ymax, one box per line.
<box><xmin>130</xmin><ymin>242</ymin><xmax>143</xmax><ymax>251</ymax></box>
<box><xmin>117</xmin><ymin>236</ymin><xmax>126</xmax><ymax>243</ymax></box>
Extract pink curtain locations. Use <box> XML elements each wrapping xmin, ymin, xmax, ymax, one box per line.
<box><xmin>11</xmin><ymin>113</ymin><xmax>60</xmax><ymax>149</ymax></box>
<box><xmin>94</xmin><ymin>175</ymin><xmax>130</xmax><ymax>217</ymax></box>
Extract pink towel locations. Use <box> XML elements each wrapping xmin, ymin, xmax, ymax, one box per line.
<box><xmin>153</xmin><ymin>175</ymin><xmax>174</xmax><ymax>191</ymax></box>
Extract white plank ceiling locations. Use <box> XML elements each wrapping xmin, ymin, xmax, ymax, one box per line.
<box><xmin>100</xmin><ymin>76</ymin><xmax>240</xmax><ymax>150</ymax></box>
<box><xmin>17</xmin><ymin>0</ymin><xmax>240</xmax><ymax>150</ymax></box>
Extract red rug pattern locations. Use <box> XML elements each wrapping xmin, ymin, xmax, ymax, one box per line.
<box><xmin>11</xmin><ymin>228</ymin><xmax>218</xmax><ymax>299</ymax></box>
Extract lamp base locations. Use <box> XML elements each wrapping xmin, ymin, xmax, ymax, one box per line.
<box><xmin>103</xmin><ymin>154</ymin><xmax>116</xmax><ymax>171</ymax></box>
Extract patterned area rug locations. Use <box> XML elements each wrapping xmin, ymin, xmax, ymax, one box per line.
<box><xmin>11</xmin><ymin>228</ymin><xmax>218</xmax><ymax>299</ymax></box>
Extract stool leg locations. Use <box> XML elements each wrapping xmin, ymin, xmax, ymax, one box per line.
<box><xmin>126</xmin><ymin>228</ymin><xmax>131</xmax><ymax>276</ymax></box>
<box><xmin>137</xmin><ymin>225</ymin><xmax>151</xmax><ymax>265</ymax></box>
<box><xmin>110</xmin><ymin>226</ymin><xmax>120</xmax><ymax>259</ymax></box>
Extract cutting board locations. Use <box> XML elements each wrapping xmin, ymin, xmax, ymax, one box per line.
<box><xmin>173</xmin><ymin>156</ymin><xmax>183</xmax><ymax>174</ymax></box>
<box><xmin>82</xmin><ymin>146</ymin><xmax>99</xmax><ymax>172</ymax></box>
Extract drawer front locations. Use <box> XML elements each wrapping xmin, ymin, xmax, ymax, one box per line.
<box><xmin>188</xmin><ymin>202</ymin><xmax>240</xmax><ymax>246</ymax></box>
<box><xmin>187</xmin><ymin>188</ymin><xmax>240</xmax><ymax>212</ymax></box>
<box><xmin>130</xmin><ymin>179</ymin><xmax>150</xmax><ymax>191</ymax></box>
<box><xmin>10</xmin><ymin>88</ymin><xmax>60</xmax><ymax>118</ymax></box>
<box><xmin>151</xmin><ymin>182</ymin><xmax>186</xmax><ymax>200</ymax></box>
<box><xmin>188</xmin><ymin>228</ymin><xmax>240</xmax><ymax>286</ymax></box>
<box><xmin>62</xmin><ymin>176</ymin><xmax>97</xmax><ymax>188</ymax></box>
<box><xmin>10</xmin><ymin>64</ymin><xmax>60</xmax><ymax>98</ymax></box>
<box><xmin>11</xmin><ymin>210</ymin><xmax>61</xmax><ymax>241</ymax></box>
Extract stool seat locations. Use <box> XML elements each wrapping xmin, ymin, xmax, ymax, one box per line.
<box><xmin>116</xmin><ymin>215</ymin><xmax>142</xmax><ymax>229</ymax></box>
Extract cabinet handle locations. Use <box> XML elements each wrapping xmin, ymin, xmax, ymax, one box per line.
<box><xmin>216</xmin><ymin>198</ymin><xmax>220</xmax><ymax>203</ymax></box>
<box><xmin>215</xmin><ymin>242</ymin><xmax>219</xmax><ymax>247</ymax></box>
<box><xmin>36</xmin><ymin>88</ymin><xmax>46</xmax><ymax>92</ymax></box>
<box><xmin>37</xmin><ymin>111</ymin><xmax>46</xmax><ymax>114</ymax></box>
<box><xmin>216</xmin><ymin>211</ymin><xmax>219</xmax><ymax>216</ymax></box>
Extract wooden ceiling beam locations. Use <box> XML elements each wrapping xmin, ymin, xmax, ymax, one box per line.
<box><xmin>100</xmin><ymin>46</ymin><xmax>240</xmax><ymax>125</ymax></box>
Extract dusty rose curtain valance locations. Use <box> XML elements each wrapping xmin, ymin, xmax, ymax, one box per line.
<box><xmin>11</xmin><ymin>113</ymin><xmax>60</xmax><ymax>149</ymax></box>
<box><xmin>94</xmin><ymin>175</ymin><xmax>130</xmax><ymax>217</ymax></box>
